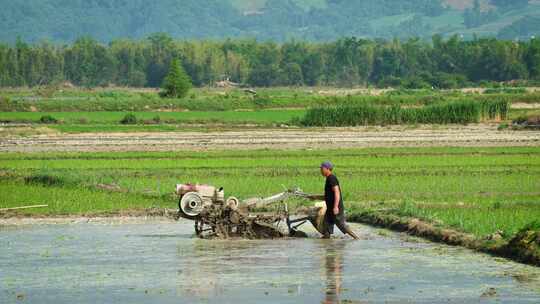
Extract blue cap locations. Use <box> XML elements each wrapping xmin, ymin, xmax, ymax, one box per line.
<box><xmin>320</xmin><ymin>161</ymin><xmax>334</xmax><ymax>170</ymax></box>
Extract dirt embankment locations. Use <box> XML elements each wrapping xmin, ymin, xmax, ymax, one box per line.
<box><xmin>1</xmin><ymin>124</ymin><xmax>539</xmax><ymax>152</ymax></box>
<box><xmin>348</xmin><ymin>210</ymin><xmax>540</xmax><ymax>267</ymax></box>
<box><xmin>0</xmin><ymin>208</ymin><xmax>178</xmax><ymax>225</ymax></box>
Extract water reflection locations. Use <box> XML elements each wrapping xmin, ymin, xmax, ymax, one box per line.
<box><xmin>321</xmin><ymin>240</ymin><xmax>347</xmax><ymax>304</ymax></box>
<box><xmin>176</xmin><ymin>239</ymin><xmax>289</xmax><ymax>298</ymax></box>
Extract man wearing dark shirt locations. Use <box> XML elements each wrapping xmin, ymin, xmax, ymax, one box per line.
<box><xmin>310</xmin><ymin>161</ymin><xmax>359</xmax><ymax>239</ymax></box>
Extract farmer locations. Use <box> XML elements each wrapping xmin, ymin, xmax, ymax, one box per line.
<box><xmin>310</xmin><ymin>161</ymin><xmax>359</xmax><ymax>239</ymax></box>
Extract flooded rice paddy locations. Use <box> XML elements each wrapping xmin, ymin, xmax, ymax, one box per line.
<box><xmin>1</xmin><ymin>218</ymin><xmax>539</xmax><ymax>303</ymax></box>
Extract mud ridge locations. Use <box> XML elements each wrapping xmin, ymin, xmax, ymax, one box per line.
<box><xmin>348</xmin><ymin>210</ymin><xmax>540</xmax><ymax>267</ymax></box>
<box><xmin>0</xmin><ymin>208</ymin><xmax>178</xmax><ymax>221</ymax></box>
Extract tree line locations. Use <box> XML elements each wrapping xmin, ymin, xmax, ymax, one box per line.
<box><xmin>1</xmin><ymin>34</ymin><xmax>539</xmax><ymax>89</ymax></box>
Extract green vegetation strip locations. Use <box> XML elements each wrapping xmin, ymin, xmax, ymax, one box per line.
<box><xmin>0</xmin><ymin>147</ymin><xmax>537</xmax><ymax>230</ymax></box>
<box><xmin>2</xmin><ymin>87</ymin><xmax>539</xmax><ymax>113</ymax></box>
<box><xmin>1</xmin><ymin>146</ymin><xmax>539</xmax><ymax>263</ymax></box>
<box><xmin>0</xmin><ymin>110</ymin><xmax>304</xmax><ymax>125</ymax></box>
<box><xmin>4</xmin><ymin>88</ymin><xmax>537</xmax><ymax>131</ymax></box>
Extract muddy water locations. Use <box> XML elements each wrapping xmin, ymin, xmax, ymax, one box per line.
<box><xmin>1</xmin><ymin>219</ymin><xmax>540</xmax><ymax>303</ymax></box>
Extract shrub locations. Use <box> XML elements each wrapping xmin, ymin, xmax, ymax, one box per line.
<box><xmin>120</xmin><ymin>113</ymin><xmax>138</xmax><ymax>124</ymax></box>
<box><xmin>39</xmin><ymin>115</ymin><xmax>58</xmax><ymax>124</ymax></box>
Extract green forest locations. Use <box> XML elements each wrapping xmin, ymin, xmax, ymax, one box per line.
<box><xmin>1</xmin><ymin>0</ymin><xmax>540</xmax><ymax>43</ymax></box>
<box><xmin>1</xmin><ymin>34</ymin><xmax>539</xmax><ymax>88</ymax></box>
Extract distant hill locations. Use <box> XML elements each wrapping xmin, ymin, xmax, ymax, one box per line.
<box><xmin>1</xmin><ymin>0</ymin><xmax>539</xmax><ymax>43</ymax></box>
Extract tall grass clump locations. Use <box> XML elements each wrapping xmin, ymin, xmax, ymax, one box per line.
<box><xmin>301</xmin><ymin>103</ymin><xmax>379</xmax><ymax>126</ymax></box>
<box><xmin>300</xmin><ymin>99</ymin><xmax>509</xmax><ymax>126</ymax></box>
<box><xmin>418</xmin><ymin>100</ymin><xmax>480</xmax><ymax>124</ymax></box>
<box><xmin>481</xmin><ymin>98</ymin><xmax>509</xmax><ymax>120</ymax></box>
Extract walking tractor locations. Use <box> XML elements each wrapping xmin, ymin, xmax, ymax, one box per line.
<box><xmin>175</xmin><ymin>183</ymin><xmax>329</xmax><ymax>239</ymax></box>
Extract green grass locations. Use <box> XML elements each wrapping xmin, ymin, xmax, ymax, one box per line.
<box><xmin>0</xmin><ymin>182</ymin><xmax>167</xmax><ymax>215</ymax></box>
<box><xmin>1</xmin><ymin>87</ymin><xmax>330</xmax><ymax>112</ymax></box>
<box><xmin>0</xmin><ymin>110</ymin><xmax>305</xmax><ymax>125</ymax></box>
<box><xmin>0</xmin><ymin>109</ymin><xmax>305</xmax><ymax>133</ymax></box>
<box><xmin>1</xmin><ymin>147</ymin><xmax>539</xmax><ymax>238</ymax></box>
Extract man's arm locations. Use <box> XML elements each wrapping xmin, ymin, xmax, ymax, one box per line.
<box><xmin>332</xmin><ymin>186</ymin><xmax>340</xmax><ymax>215</ymax></box>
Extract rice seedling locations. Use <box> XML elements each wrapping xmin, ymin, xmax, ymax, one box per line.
<box><xmin>1</xmin><ymin>146</ymin><xmax>538</xmax><ymax>238</ymax></box>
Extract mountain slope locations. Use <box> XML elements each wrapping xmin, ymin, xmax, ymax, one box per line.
<box><xmin>0</xmin><ymin>0</ymin><xmax>539</xmax><ymax>43</ymax></box>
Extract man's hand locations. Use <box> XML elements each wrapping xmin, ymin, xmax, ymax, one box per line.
<box><xmin>333</xmin><ymin>207</ymin><xmax>339</xmax><ymax>215</ymax></box>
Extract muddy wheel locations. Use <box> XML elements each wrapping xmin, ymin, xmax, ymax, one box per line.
<box><xmin>194</xmin><ymin>218</ymin><xmax>217</xmax><ymax>238</ymax></box>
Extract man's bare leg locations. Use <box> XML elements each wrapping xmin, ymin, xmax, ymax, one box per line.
<box><xmin>336</xmin><ymin>216</ymin><xmax>360</xmax><ymax>240</ymax></box>
<box><xmin>343</xmin><ymin>226</ymin><xmax>360</xmax><ymax>240</ymax></box>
